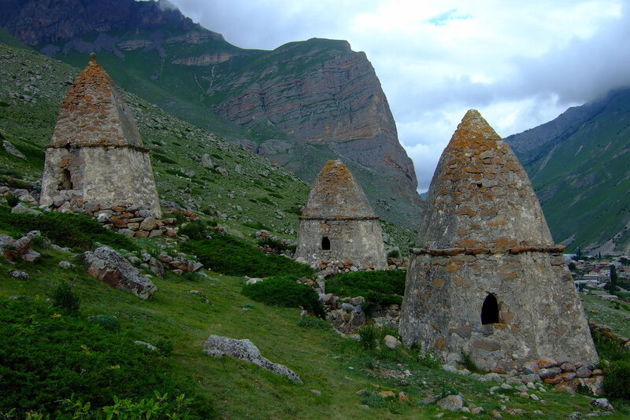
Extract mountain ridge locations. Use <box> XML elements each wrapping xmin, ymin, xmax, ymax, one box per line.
<box><xmin>507</xmin><ymin>89</ymin><xmax>630</xmax><ymax>254</ymax></box>
<box><xmin>0</xmin><ymin>0</ymin><xmax>422</xmax><ymax>229</ymax></box>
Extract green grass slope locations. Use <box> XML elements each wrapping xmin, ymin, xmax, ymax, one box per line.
<box><xmin>507</xmin><ymin>90</ymin><xmax>630</xmax><ymax>254</ymax></box>
<box><xmin>1</xmin><ymin>218</ymin><xmax>627</xmax><ymax>418</ymax></box>
<box><xmin>0</xmin><ymin>39</ymin><xmax>415</xmax><ymax>251</ymax></box>
<box><xmin>0</xmin><ymin>40</ymin><xmax>310</xmax><ymax>240</ymax></box>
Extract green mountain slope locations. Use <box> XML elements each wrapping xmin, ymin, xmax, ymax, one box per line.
<box><xmin>0</xmin><ymin>39</ymin><xmax>414</xmax><ymax>251</ymax></box>
<box><xmin>507</xmin><ymin>90</ymin><xmax>630</xmax><ymax>254</ymax></box>
<box><xmin>0</xmin><ymin>41</ymin><xmax>307</xmax><ymax>238</ymax></box>
<box><xmin>0</xmin><ymin>0</ymin><xmax>422</xmax><ymax>229</ymax></box>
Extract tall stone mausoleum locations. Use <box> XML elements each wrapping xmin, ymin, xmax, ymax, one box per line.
<box><xmin>296</xmin><ymin>160</ymin><xmax>386</xmax><ymax>270</ymax></box>
<box><xmin>399</xmin><ymin>110</ymin><xmax>598</xmax><ymax>371</ymax></box>
<box><xmin>40</xmin><ymin>53</ymin><xmax>161</xmax><ymax>217</ymax></box>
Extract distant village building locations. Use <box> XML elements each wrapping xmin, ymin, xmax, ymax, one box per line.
<box><xmin>40</xmin><ymin>53</ymin><xmax>161</xmax><ymax>217</ymax></box>
<box><xmin>295</xmin><ymin>160</ymin><xmax>386</xmax><ymax>270</ymax></box>
<box><xmin>399</xmin><ymin>110</ymin><xmax>598</xmax><ymax>371</ymax></box>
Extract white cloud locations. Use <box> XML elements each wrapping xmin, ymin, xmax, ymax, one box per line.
<box><xmin>168</xmin><ymin>0</ymin><xmax>629</xmax><ymax>189</ymax></box>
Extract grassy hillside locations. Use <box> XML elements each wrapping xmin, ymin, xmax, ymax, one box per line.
<box><xmin>0</xmin><ymin>40</ymin><xmax>416</xmax><ymax>251</ymax></box>
<box><xmin>507</xmin><ymin>90</ymin><xmax>630</xmax><ymax>254</ymax></box>
<box><xmin>1</xmin><ymin>210</ymin><xmax>627</xmax><ymax>418</ymax></box>
<box><xmin>0</xmin><ymin>40</ymin><xmax>306</xmax><ymax>238</ymax></box>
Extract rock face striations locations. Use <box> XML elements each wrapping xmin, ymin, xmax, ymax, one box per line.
<box><xmin>296</xmin><ymin>160</ymin><xmax>386</xmax><ymax>270</ymax></box>
<box><xmin>399</xmin><ymin>110</ymin><xmax>598</xmax><ymax>371</ymax></box>
<box><xmin>40</xmin><ymin>53</ymin><xmax>161</xmax><ymax>217</ymax></box>
<box><xmin>213</xmin><ymin>39</ymin><xmax>418</xmax><ymax>199</ymax></box>
<box><xmin>0</xmin><ymin>0</ymin><xmax>422</xmax><ymax>229</ymax></box>
<box><xmin>0</xmin><ymin>0</ymin><xmax>213</xmax><ymax>47</ymax></box>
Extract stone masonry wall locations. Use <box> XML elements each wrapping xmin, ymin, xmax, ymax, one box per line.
<box><xmin>400</xmin><ymin>250</ymin><xmax>599</xmax><ymax>371</ymax></box>
<box><xmin>296</xmin><ymin>218</ymin><xmax>386</xmax><ymax>270</ymax></box>
<box><xmin>40</xmin><ymin>146</ymin><xmax>161</xmax><ymax>217</ymax></box>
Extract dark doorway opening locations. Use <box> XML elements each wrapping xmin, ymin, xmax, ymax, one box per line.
<box><xmin>481</xmin><ymin>293</ymin><xmax>499</xmax><ymax>324</ymax></box>
<box><xmin>321</xmin><ymin>236</ymin><xmax>331</xmax><ymax>250</ymax></box>
<box><xmin>58</xmin><ymin>168</ymin><xmax>73</xmax><ymax>190</ymax></box>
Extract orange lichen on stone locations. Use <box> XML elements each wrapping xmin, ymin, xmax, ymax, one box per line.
<box><xmin>300</xmin><ymin>160</ymin><xmax>377</xmax><ymax>220</ymax></box>
<box><xmin>432</xmin><ymin>277</ymin><xmax>445</xmax><ymax>288</ymax></box>
<box><xmin>47</xmin><ymin>53</ymin><xmax>143</xmax><ymax>149</ymax></box>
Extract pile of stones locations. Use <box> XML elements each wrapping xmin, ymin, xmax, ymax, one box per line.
<box><xmin>320</xmin><ymin>294</ymin><xmax>366</xmax><ymax>334</ymax></box>
<box><xmin>1</xmin><ymin>230</ymin><xmax>42</xmax><ymax>263</ymax></box>
<box><xmin>386</xmin><ymin>256</ymin><xmax>408</xmax><ymax>270</ymax></box>
<box><xmin>254</xmin><ymin>229</ymin><xmax>295</xmax><ymax>256</ymax></box>
<box><xmin>529</xmin><ymin>359</ymin><xmax>604</xmax><ymax>395</ymax></box>
<box><xmin>0</xmin><ymin>185</ymin><xmax>38</xmax><ymax>206</ymax></box>
<box><xmin>54</xmin><ymin>201</ymin><xmax>181</xmax><ymax>238</ymax></box>
<box><xmin>307</xmin><ymin>259</ymin><xmax>365</xmax><ymax>279</ymax></box>
<box><xmin>371</xmin><ymin>303</ymin><xmax>402</xmax><ymax>329</ymax></box>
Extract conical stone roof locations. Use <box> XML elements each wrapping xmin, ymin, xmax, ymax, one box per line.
<box><xmin>301</xmin><ymin>160</ymin><xmax>377</xmax><ymax>219</ymax></box>
<box><xmin>47</xmin><ymin>53</ymin><xmax>144</xmax><ymax>149</ymax></box>
<box><xmin>418</xmin><ymin>109</ymin><xmax>553</xmax><ymax>250</ymax></box>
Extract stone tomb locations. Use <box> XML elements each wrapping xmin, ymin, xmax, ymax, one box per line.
<box><xmin>295</xmin><ymin>160</ymin><xmax>386</xmax><ymax>270</ymax></box>
<box><xmin>399</xmin><ymin>110</ymin><xmax>598</xmax><ymax>371</ymax></box>
<box><xmin>40</xmin><ymin>53</ymin><xmax>161</xmax><ymax>217</ymax></box>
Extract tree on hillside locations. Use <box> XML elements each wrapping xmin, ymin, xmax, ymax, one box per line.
<box><xmin>609</xmin><ymin>264</ymin><xmax>618</xmax><ymax>293</ymax></box>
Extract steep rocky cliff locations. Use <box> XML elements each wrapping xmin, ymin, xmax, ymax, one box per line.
<box><xmin>0</xmin><ymin>0</ymin><xmax>422</xmax><ymax>229</ymax></box>
<box><xmin>208</xmin><ymin>39</ymin><xmax>419</xmax><ymax>217</ymax></box>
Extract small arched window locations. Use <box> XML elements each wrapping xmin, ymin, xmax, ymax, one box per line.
<box><xmin>481</xmin><ymin>293</ymin><xmax>500</xmax><ymax>325</ymax></box>
<box><xmin>321</xmin><ymin>236</ymin><xmax>331</xmax><ymax>250</ymax></box>
<box><xmin>58</xmin><ymin>168</ymin><xmax>73</xmax><ymax>190</ymax></box>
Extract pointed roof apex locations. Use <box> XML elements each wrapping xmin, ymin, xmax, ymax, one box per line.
<box><xmin>448</xmin><ymin>109</ymin><xmax>502</xmax><ymax>150</ymax></box>
<box><xmin>47</xmin><ymin>53</ymin><xmax>144</xmax><ymax>149</ymax></box>
<box><xmin>416</xmin><ymin>110</ymin><xmax>554</xmax><ymax>249</ymax></box>
<box><xmin>302</xmin><ymin>160</ymin><xmax>378</xmax><ymax>219</ymax></box>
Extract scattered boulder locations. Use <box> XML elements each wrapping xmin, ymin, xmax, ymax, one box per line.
<box><xmin>11</xmin><ymin>203</ymin><xmax>40</xmax><ymax>215</ymax></box>
<box><xmin>9</xmin><ymin>270</ymin><xmax>28</xmax><ymax>280</ymax></box>
<box><xmin>383</xmin><ymin>335</ymin><xmax>400</xmax><ymax>349</ymax></box>
<box><xmin>437</xmin><ymin>394</ymin><xmax>464</xmax><ymax>411</ymax></box>
<box><xmin>245</xmin><ymin>277</ymin><xmax>264</xmax><ymax>285</ymax></box>
<box><xmin>590</xmin><ymin>398</ymin><xmax>614</xmax><ymax>411</ymax></box>
<box><xmin>83</xmin><ymin>246</ymin><xmax>157</xmax><ymax>299</ymax></box>
<box><xmin>3</xmin><ymin>140</ymin><xmax>26</xmax><ymax>160</ymax></box>
<box><xmin>201</xmin><ymin>153</ymin><xmax>214</xmax><ymax>169</ymax></box>
<box><xmin>203</xmin><ymin>335</ymin><xmax>302</xmax><ymax>383</ymax></box>
<box><xmin>134</xmin><ymin>340</ymin><xmax>158</xmax><ymax>351</ymax></box>
<box><xmin>2</xmin><ymin>231</ymin><xmax>42</xmax><ymax>263</ymax></box>
<box><xmin>58</xmin><ymin>261</ymin><xmax>75</xmax><ymax>269</ymax></box>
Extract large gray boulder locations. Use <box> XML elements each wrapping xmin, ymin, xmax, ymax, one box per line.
<box><xmin>83</xmin><ymin>246</ymin><xmax>157</xmax><ymax>299</ymax></box>
<box><xmin>203</xmin><ymin>335</ymin><xmax>302</xmax><ymax>384</ymax></box>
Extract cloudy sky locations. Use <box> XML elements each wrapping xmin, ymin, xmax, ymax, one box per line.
<box><xmin>164</xmin><ymin>0</ymin><xmax>630</xmax><ymax>190</ymax></box>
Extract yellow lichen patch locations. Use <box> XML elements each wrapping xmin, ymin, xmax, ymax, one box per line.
<box><xmin>501</xmin><ymin>272</ymin><xmax>518</xmax><ymax>280</ymax></box>
<box><xmin>444</xmin><ymin>262</ymin><xmax>460</xmax><ymax>273</ymax></box>
<box><xmin>435</xmin><ymin>337</ymin><xmax>447</xmax><ymax>350</ymax></box>
<box><xmin>495</xmin><ymin>237</ymin><xmax>517</xmax><ymax>249</ymax></box>
<box><xmin>432</xmin><ymin>277</ymin><xmax>445</xmax><ymax>288</ymax></box>
<box><xmin>454</xmin><ymin>239</ymin><xmax>481</xmax><ymax>248</ymax></box>
<box><xmin>452</xmin><ymin>277</ymin><xmax>471</xmax><ymax>286</ymax></box>
<box><xmin>455</xmin><ymin>206</ymin><xmax>476</xmax><ymax>216</ymax></box>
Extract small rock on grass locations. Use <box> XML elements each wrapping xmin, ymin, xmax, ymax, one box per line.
<box><xmin>9</xmin><ymin>270</ymin><xmax>29</xmax><ymax>280</ymax></box>
<box><xmin>134</xmin><ymin>340</ymin><xmax>158</xmax><ymax>351</ymax></box>
<box><xmin>590</xmin><ymin>398</ymin><xmax>614</xmax><ymax>411</ymax></box>
<box><xmin>437</xmin><ymin>394</ymin><xmax>464</xmax><ymax>411</ymax></box>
